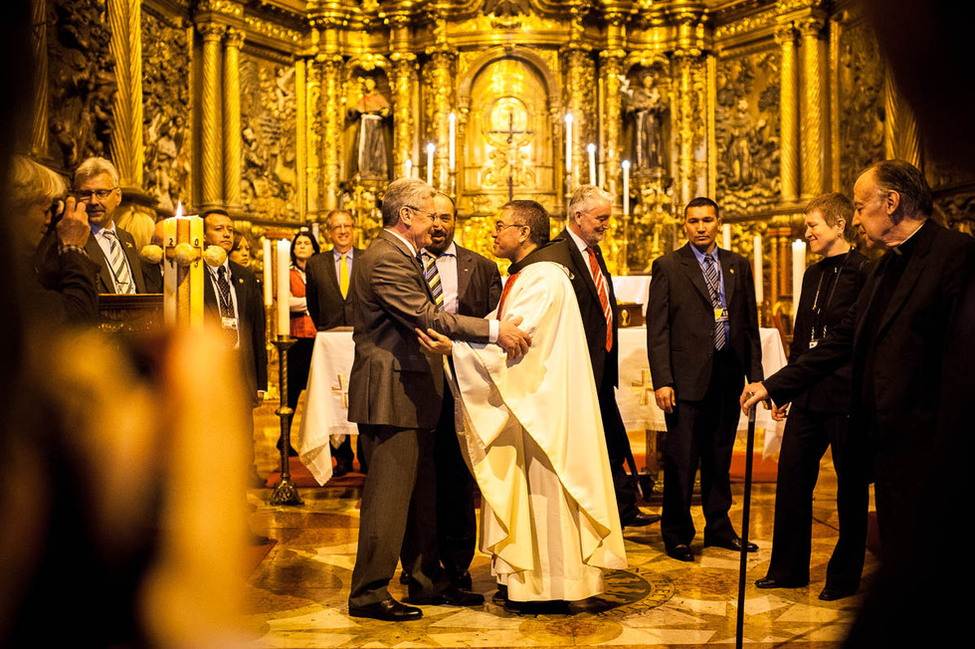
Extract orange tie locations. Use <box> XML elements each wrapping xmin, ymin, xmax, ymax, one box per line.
<box><xmin>586</xmin><ymin>246</ymin><xmax>613</xmax><ymax>352</ymax></box>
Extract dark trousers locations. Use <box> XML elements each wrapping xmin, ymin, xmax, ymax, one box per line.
<box><xmin>433</xmin><ymin>388</ymin><xmax>477</xmax><ymax>581</ymax></box>
<box><xmin>349</xmin><ymin>424</ymin><xmax>446</xmax><ymax>607</ymax></box>
<box><xmin>286</xmin><ymin>335</ymin><xmax>315</xmax><ymax>411</ymax></box>
<box><xmin>333</xmin><ymin>434</ymin><xmax>366</xmax><ymax>472</ymax></box>
<box><xmin>766</xmin><ymin>405</ymin><xmax>868</xmax><ymax>589</ymax></box>
<box><xmin>661</xmin><ymin>349</ymin><xmax>742</xmax><ymax>549</ymax></box>
<box><xmin>598</xmin><ymin>375</ymin><xmax>641</xmax><ymax>523</ymax></box>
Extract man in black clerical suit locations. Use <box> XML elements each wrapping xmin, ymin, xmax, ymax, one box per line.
<box><xmin>647</xmin><ymin>196</ymin><xmax>764</xmax><ymax>562</ymax></box>
<box><xmin>422</xmin><ymin>191</ymin><xmax>502</xmax><ymax>589</ymax></box>
<box><xmin>743</xmin><ymin>160</ymin><xmax>975</xmax><ymax>570</ymax></box>
<box><xmin>754</xmin><ymin>193</ymin><xmax>872</xmax><ymax>601</ymax></box>
<box><xmin>305</xmin><ymin>209</ymin><xmax>363</xmax><ymax>475</ymax></box>
<box><xmin>202</xmin><ymin>209</ymin><xmax>268</xmax><ymax>483</ymax></box>
<box><xmin>551</xmin><ymin>185</ymin><xmax>659</xmax><ymax>528</ymax></box>
<box><xmin>72</xmin><ymin>157</ymin><xmax>147</xmax><ymax>294</ymax></box>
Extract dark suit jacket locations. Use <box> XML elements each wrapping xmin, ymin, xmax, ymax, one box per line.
<box><xmin>647</xmin><ymin>243</ymin><xmax>764</xmax><ymax>402</ymax></box>
<box><xmin>453</xmin><ymin>244</ymin><xmax>502</xmax><ymax>318</ymax></box>
<box><xmin>347</xmin><ymin>230</ymin><xmax>492</xmax><ymax>429</ymax></box>
<box><xmin>84</xmin><ymin>225</ymin><xmax>147</xmax><ymax>294</ymax></box>
<box><xmin>305</xmin><ymin>247</ymin><xmax>362</xmax><ymax>329</ymax></box>
<box><xmin>203</xmin><ymin>260</ymin><xmax>268</xmax><ymax>399</ymax></box>
<box><xmin>551</xmin><ymin>229</ymin><xmax>620</xmax><ymax>389</ymax></box>
<box><xmin>30</xmin><ymin>232</ymin><xmax>100</xmax><ymax>323</ymax></box>
<box><xmin>765</xmin><ymin>220</ymin><xmax>975</xmax><ymax>449</ymax></box>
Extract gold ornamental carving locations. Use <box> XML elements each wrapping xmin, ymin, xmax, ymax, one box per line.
<box><xmin>198</xmin><ymin>22</ymin><xmax>225</xmax><ymax>208</ymax></box>
<box><xmin>883</xmin><ymin>67</ymin><xmax>920</xmax><ymax>167</ymax></box>
<box><xmin>29</xmin><ymin>0</ymin><xmax>47</xmax><ymax>158</ymax></box>
<box><xmin>775</xmin><ymin>24</ymin><xmax>799</xmax><ymax>203</ymax></box>
<box><xmin>390</xmin><ymin>55</ymin><xmax>418</xmax><ymax>180</ymax></box>
<box><xmin>421</xmin><ymin>47</ymin><xmax>456</xmax><ymax>192</ymax></box>
<box><xmin>223</xmin><ymin>27</ymin><xmax>245</xmax><ymax>211</ymax></box>
<box><xmin>836</xmin><ymin>15</ymin><xmax>884</xmax><ymax>195</ymax></box>
<box><xmin>798</xmin><ymin>16</ymin><xmax>827</xmax><ymax>198</ymax></box>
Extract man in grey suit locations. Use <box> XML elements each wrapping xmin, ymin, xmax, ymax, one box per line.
<box><xmin>72</xmin><ymin>157</ymin><xmax>146</xmax><ymax>294</ymax></box>
<box><xmin>347</xmin><ymin>178</ymin><xmax>530</xmax><ymax>621</ymax></box>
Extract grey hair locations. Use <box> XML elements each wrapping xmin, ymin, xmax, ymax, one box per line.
<box><xmin>326</xmin><ymin>209</ymin><xmax>355</xmax><ymax>228</ymax></box>
<box><xmin>74</xmin><ymin>156</ymin><xmax>120</xmax><ymax>188</ymax></box>
<box><xmin>567</xmin><ymin>184</ymin><xmax>613</xmax><ymax>221</ymax></box>
<box><xmin>382</xmin><ymin>178</ymin><xmax>435</xmax><ymax>227</ymax></box>
<box><xmin>862</xmin><ymin>159</ymin><xmax>933</xmax><ymax>222</ymax></box>
<box><xmin>8</xmin><ymin>155</ymin><xmax>67</xmax><ymax>208</ymax></box>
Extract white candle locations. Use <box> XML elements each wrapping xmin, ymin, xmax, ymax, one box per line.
<box><xmin>564</xmin><ymin>113</ymin><xmax>573</xmax><ymax>173</ymax></box>
<box><xmin>426</xmin><ymin>142</ymin><xmax>435</xmax><ymax>186</ymax></box>
<box><xmin>598</xmin><ymin>164</ymin><xmax>605</xmax><ymax>189</ymax></box>
<box><xmin>276</xmin><ymin>239</ymin><xmax>290</xmax><ymax>338</ymax></box>
<box><xmin>621</xmin><ymin>159</ymin><xmax>631</xmax><ymax>217</ymax></box>
<box><xmin>311</xmin><ymin>222</ymin><xmax>320</xmax><ymax>244</ymax></box>
<box><xmin>405</xmin><ymin>158</ymin><xmax>413</xmax><ymax>179</ymax></box>
<box><xmin>262</xmin><ymin>238</ymin><xmax>272</xmax><ymax>307</ymax></box>
<box><xmin>753</xmin><ymin>234</ymin><xmax>764</xmax><ymax>304</ymax></box>
<box><xmin>587</xmin><ymin>143</ymin><xmax>596</xmax><ymax>186</ymax></box>
<box><xmin>792</xmin><ymin>239</ymin><xmax>807</xmax><ymax>305</ymax></box>
<box><xmin>448</xmin><ymin>112</ymin><xmax>456</xmax><ymax>171</ymax></box>
<box><xmin>722</xmin><ymin>224</ymin><xmax>731</xmax><ymax>250</ymax></box>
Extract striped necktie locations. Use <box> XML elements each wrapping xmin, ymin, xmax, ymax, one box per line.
<box><xmin>423</xmin><ymin>251</ymin><xmax>444</xmax><ymax>309</ymax></box>
<box><xmin>103</xmin><ymin>230</ymin><xmax>135</xmax><ymax>294</ymax></box>
<box><xmin>703</xmin><ymin>253</ymin><xmax>727</xmax><ymax>350</ymax></box>
<box><xmin>585</xmin><ymin>246</ymin><xmax>613</xmax><ymax>352</ymax></box>
<box><xmin>216</xmin><ymin>266</ymin><xmax>240</xmax><ymax>348</ymax></box>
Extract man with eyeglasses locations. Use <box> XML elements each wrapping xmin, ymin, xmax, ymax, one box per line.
<box><xmin>346</xmin><ymin>178</ymin><xmax>531</xmax><ymax>622</ymax></box>
<box><xmin>72</xmin><ymin>157</ymin><xmax>147</xmax><ymax>294</ymax></box>
<box><xmin>305</xmin><ymin>209</ymin><xmax>363</xmax><ymax>475</ymax></box>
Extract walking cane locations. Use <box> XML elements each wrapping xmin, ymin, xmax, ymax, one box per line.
<box><xmin>736</xmin><ymin>393</ymin><xmax>758</xmax><ymax>649</ymax></box>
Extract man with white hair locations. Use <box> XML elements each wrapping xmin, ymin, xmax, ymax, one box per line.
<box><xmin>72</xmin><ymin>157</ymin><xmax>146</xmax><ymax>294</ymax></box>
<box><xmin>552</xmin><ymin>185</ymin><xmax>660</xmax><ymax>528</ymax></box>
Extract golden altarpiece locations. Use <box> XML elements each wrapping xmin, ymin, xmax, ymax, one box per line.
<box><xmin>25</xmin><ymin>0</ymin><xmax>975</xmax><ymax>320</ymax></box>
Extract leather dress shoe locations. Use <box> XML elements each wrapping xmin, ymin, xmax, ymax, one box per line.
<box><xmin>755</xmin><ymin>576</ymin><xmax>808</xmax><ymax>589</ymax></box>
<box><xmin>819</xmin><ymin>585</ymin><xmax>858</xmax><ymax>601</ymax></box>
<box><xmin>409</xmin><ymin>585</ymin><xmax>485</xmax><ymax>606</ymax></box>
<box><xmin>705</xmin><ymin>536</ymin><xmax>758</xmax><ymax>552</ymax></box>
<box><xmin>349</xmin><ymin>597</ymin><xmax>422</xmax><ymax>621</ymax></box>
<box><xmin>623</xmin><ymin>511</ymin><xmax>662</xmax><ymax>527</ymax></box>
<box><xmin>666</xmin><ymin>544</ymin><xmax>694</xmax><ymax>562</ymax></box>
<box><xmin>449</xmin><ymin>570</ymin><xmax>473</xmax><ymax>591</ymax></box>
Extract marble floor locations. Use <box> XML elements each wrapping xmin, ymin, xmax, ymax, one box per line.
<box><xmin>247</xmin><ymin>404</ymin><xmax>878</xmax><ymax>648</ymax></box>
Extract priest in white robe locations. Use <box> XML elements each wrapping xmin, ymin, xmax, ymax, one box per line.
<box><xmin>418</xmin><ymin>200</ymin><xmax>626</xmax><ymax>607</ymax></box>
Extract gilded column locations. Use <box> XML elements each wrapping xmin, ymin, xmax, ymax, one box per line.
<box><xmin>564</xmin><ymin>47</ymin><xmax>591</xmax><ymax>190</ymax></box>
<box><xmin>776</xmin><ymin>24</ymin><xmax>800</xmax><ymax>203</ymax></box>
<box><xmin>223</xmin><ymin>27</ymin><xmax>244</xmax><ymax>212</ymax></box>
<box><xmin>425</xmin><ymin>49</ymin><xmax>455</xmax><ymax>191</ymax></box>
<box><xmin>319</xmin><ymin>55</ymin><xmax>342</xmax><ymax>208</ymax></box>
<box><xmin>600</xmin><ymin>53</ymin><xmax>624</xmax><ymax>199</ymax></box>
<box><xmin>303</xmin><ymin>56</ymin><xmax>321</xmax><ymax>214</ymax></box>
<box><xmin>29</xmin><ymin>0</ymin><xmax>47</xmax><ymax>158</ymax></box>
<box><xmin>108</xmin><ymin>0</ymin><xmax>144</xmax><ymax>187</ymax></box>
<box><xmin>389</xmin><ymin>13</ymin><xmax>417</xmax><ymax>179</ymax></box>
<box><xmin>798</xmin><ymin>16</ymin><xmax>827</xmax><ymax>199</ymax></box>
<box><xmin>295</xmin><ymin>57</ymin><xmax>307</xmax><ymax>219</ymax></box>
<box><xmin>199</xmin><ymin>23</ymin><xmax>224</xmax><ymax>209</ymax></box>
<box><xmin>671</xmin><ymin>49</ymin><xmax>704</xmax><ymax>206</ymax></box>
<box><xmin>884</xmin><ymin>66</ymin><xmax>921</xmax><ymax>167</ymax></box>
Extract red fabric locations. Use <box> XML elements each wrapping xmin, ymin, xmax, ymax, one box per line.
<box><xmin>586</xmin><ymin>247</ymin><xmax>613</xmax><ymax>352</ymax></box>
<box><xmin>290</xmin><ymin>268</ymin><xmax>317</xmax><ymax>339</ymax></box>
<box><xmin>497</xmin><ymin>272</ymin><xmax>520</xmax><ymax>317</ymax></box>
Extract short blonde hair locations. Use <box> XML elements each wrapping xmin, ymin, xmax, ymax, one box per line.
<box><xmin>8</xmin><ymin>155</ymin><xmax>67</xmax><ymax>208</ymax></box>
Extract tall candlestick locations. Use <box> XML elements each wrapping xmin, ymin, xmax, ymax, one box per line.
<box><xmin>792</xmin><ymin>239</ymin><xmax>807</xmax><ymax>304</ymax></box>
<box><xmin>263</xmin><ymin>238</ymin><xmax>273</xmax><ymax>307</ymax></box>
<box><xmin>426</xmin><ymin>142</ymin><xmax>435</xmax><ymax>186</ymax></box>
<box><xmin>753</xmin><ymin>234</ymin><xmax>764</xmax><ymax>304</ymax></box>
<box><xmin>621</xmin><ymin>159</ymin><xmax>631</xmax><ymax>217</ymax></box>
<box><xmin>448</xmin><ymin>112</ymin><xmax>456</xmax><ymax>171</ymax></box>
<box><xmin>564</xmin><ymin>113</ymin><xmax>573</xmax><ymax>173</ymax></box>
<box><xmin>587</xmin><ymin>143</ymin><xmax>596</xmax><ymax>186</ymax></box>
<box><xmin>405</xmin><ymin>158</ymin><xmax>413</xmax><ymax>179</ymax></box>
<box><xmin>722</xmin><ymin>224</ymin><xmax>732</xmax><ymax>250</ymax></box>
<box><xmin>276</xmin><ymin>239</ymin><xmax>290</xmax><ymax>337</ymax></box>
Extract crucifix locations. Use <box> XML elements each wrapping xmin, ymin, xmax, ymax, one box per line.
<box><xmin>489</xmin><ymin>111</ymin><xmax>533</xmax><ymax>201</ymax></box>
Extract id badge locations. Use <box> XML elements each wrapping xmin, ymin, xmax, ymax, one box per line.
<box><xmin>809</xmin><ymin>338</ymin><xmax>820</xmax><ymax>349</ymax></box>
<box><xmin>714</xmin><ymin>307</ymin><xmax>729</xmax><ymax>323</ymax></box>
<box><xmin>221</xmin><ymin>316</ymin><xmax>239</xmax><ymax>332</ymax></box>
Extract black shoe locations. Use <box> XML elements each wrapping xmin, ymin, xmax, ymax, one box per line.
<box><xmin>399</xmin><ymin>571</ymin><xmax>411</xmax><ymax>585</ymax></box>
<box><xmin>349</xmin><ymin>597</ymin><xmax>423</xmax><ymax>621</ymax></box>
<box><xmin>755</xmin><ymin>576</ymin><xmax>808</xmax><ymax>589</ymax></box>
<box><xmin>409</xmin><ymin>585</ymin><xmax>485</xmax><ymax>606</ymax></box>
<box><xmin>704</xmin><ymin>536</ymin><xmax>758</xmax><ymax>552</ymax></box>
<box><xmin>332</xmin><ymin>462</ymin><xmax>350</xmax><ymax>478</ymax></box>
<box><xmin>819</xmin><ymin>585</ymin><xmax>858</xmax><ymax>601</ymax></box>
<box><xmin>622</xmin><ymin>511</ymin><xmax>661</xmax><ymax>527</ymax></box>
<box><xmin>666</xmin><ymin>544</ymin><xmax>694</xmax><ymax>562</ymax></box>
<box><xmin>492</xmin><ymin>585</ymin><xmax>508</xmax><ymax>606</ymax></box>
<box><xmin>449</xmin><ymin>570</ymin><xmax>473</xmax><ymax>591</ymax></box>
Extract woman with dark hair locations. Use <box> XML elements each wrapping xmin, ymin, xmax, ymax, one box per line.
<box><xmin>281</xmin><ymin>228</ymin><xmax>320</xmax><ymax>455</ymax></box>
<box><xmin>229</xmin><ymin>231</ymin><xmax>253</xmax><ymax>268</ymax></box>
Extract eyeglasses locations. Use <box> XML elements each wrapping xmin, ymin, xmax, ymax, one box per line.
<box><xmin>406</xmin><ymin>205</ymin><xmax>444</xmax><ymax>222</ymax></box>
<box><xmin>71</xmin><ymin>187</ymin><xmax>118</xmax><ymax>202</ymax></box>
<box><xmin>493</xmin><ymin>221</ymin><xmax>526</xmax><ymax>234</ymax></box>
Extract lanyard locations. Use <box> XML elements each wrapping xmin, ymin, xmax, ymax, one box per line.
<box><xmin>809</xmin><ymin>253</ymin><xmax>849</xmax><ymax>342</ymax></box>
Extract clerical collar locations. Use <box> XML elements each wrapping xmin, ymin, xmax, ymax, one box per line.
<box><xmin>890</xmin><ymin>219</ymin><xmax>927</xmax><ymax>257</ymax></box>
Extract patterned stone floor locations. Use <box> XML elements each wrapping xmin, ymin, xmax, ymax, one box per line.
<box><xmin>246</xmin><ymin>405</ymin><xmax>877</xmax><ymax>648</ymax></box>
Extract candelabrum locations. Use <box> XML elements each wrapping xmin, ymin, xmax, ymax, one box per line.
<box><xmin>270</xmin><ymin>335</ymin><xmax>303</xmax><ymax>506</ymax></box>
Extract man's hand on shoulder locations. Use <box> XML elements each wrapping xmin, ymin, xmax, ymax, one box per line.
<box><xmin>56</xmin><ymin>196</ymin><xmax>90</xmax><ymax>248</ymax></box>
<box><xmin>498</xmin><ymin>315</ymin><xmax>531</xmax><ymax>361</ymax></box>
<box><xmin>654</xmin><ymin>386</ymin><xmax>675</xmax><ymax>413</ymax></box>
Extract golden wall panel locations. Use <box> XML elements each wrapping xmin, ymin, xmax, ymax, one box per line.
<box><xmin>836</xmin><ymin>16</ymin><xmax>884</xmax><ymax>196</ymax></box>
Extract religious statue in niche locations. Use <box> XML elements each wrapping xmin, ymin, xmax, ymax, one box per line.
<box><xmin>347</xmin><ymin>75</ymin><xmax>392</xmax><ymax>181</ymax></box>
<box><xmin>623</xmin><ymin>74</ymin><xmax>669</xmax><ymax>172</ymax></box>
